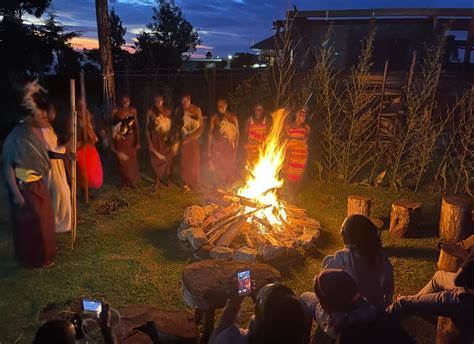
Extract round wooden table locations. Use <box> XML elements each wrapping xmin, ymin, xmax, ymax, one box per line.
<box><xmin>181</xmin><ymin>259</ymin><xmax>281</xmax><ymax>343</ymax></box>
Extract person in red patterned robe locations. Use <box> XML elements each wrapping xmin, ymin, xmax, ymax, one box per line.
<box><xmin>285</xmin><ymin>107</ymin><xmax>310</xmax><ymax>199</ymax></box>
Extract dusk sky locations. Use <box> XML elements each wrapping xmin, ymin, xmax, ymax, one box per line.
<box><xmin>38</xmin><ymin>0</ymin><xmax>474</xmax><ymax>56</ymax></box>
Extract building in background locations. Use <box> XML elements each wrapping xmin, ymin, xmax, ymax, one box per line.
<box><xmin>251</xmin><ymin>8</ymin><xmax>474</xmax><ymax>71</ymax></box>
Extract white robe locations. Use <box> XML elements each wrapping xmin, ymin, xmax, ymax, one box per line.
<box><xmin>42</xmin><ymin>126</ymin><xmax>72</xmax><ymax>233</ymax></box>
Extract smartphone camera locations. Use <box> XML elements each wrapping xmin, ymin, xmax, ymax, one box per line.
<box><xmin>237</xmin><ymin>270</ymin><xmax>251</xmax><ymax>296</ymax></box>
<box><xmin>82</xmin><ymin>299</ymin><xmax>102</xmax><ymax>316</ymax></box>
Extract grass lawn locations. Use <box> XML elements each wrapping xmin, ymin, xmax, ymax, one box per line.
<box><xmin>0</xmin><ymin>179</ymin><xmax>441</xmax><ymax>343</ymax></box>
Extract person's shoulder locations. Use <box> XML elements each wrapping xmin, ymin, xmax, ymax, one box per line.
<box><xmin>323</xmin><ymin>248</ymin><xmax>352</xmax><ymax>267</ymax></box>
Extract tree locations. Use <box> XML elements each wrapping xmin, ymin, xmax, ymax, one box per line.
<box><xmin>134</xmin><ymin>0</ymin><xmax>200</xmax><ymax>69</ymax></box>
<box><xmin>109</xmin><ymin>8</ymin><xmax>126</xmax><ymax>52</ymax></box>
<box><xmin>109</xmin><ymin>8</ymin><xmax>129</xmax><ymax>70</ymax></box>
<box><xmin>1</xmin><ymin>0</ymin><xmax>51</xmax><ymax>19</ymax></box>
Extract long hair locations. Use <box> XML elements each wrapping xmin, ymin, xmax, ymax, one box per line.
<box><xmin>341</xmin><ymin>215</ymin><xmax>381</xmax><ymax>266</ymax></box>
<box><xmin>249</xmin><ymin>285</ymin><xmax>306</xmax><ymax>344</ymax></box>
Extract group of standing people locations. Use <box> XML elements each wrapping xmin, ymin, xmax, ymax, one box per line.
<box><xmin>3</xmin><ymin>80</ymin><xmax>312</xmax><ymax>269</ymax></box>
<box><xmin>110</xmin><ymin>92</ymin><xmax>311</xmax><ymax>193</ymax></box>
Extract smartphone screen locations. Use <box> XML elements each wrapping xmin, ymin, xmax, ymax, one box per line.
<box><xmin>82</xmin><ymin>299</ymin><xmax>102</xmax><ymax>314</ymax></box>
<box><xmin>237</xmin><ymin>270</ymin><xmax>251</xmax><ymax>296</ymax></box>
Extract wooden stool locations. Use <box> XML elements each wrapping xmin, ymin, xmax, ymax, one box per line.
<box><xmin>439</xmin><ymin>195</ymin><xmax>472</xmax><ymax>242</ymax></box>
<box><xmin>347</xmin><ymin>195</ymin><xmax>371</xmax><ymax>217</ymax></box>
<box><xmin>181</xmin><ymin>259</ymin><xmax>281</xmax><ymax>344</ymax></box>
<box><xmin>389</xmin><ymin>199</ymin><xmax>422</xmax><ymax>238</ymax></box>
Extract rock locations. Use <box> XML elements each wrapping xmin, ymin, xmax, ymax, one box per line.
<box><xmin>295</xmin><ymin>233</ymin><xmax>315</xmax><ymax>250</ymax></box>
<box><xmin>210</xmin><ymin>246</ymin><xmax>234</xmax><ymax>260</ymax></box>
<box><xmin>187</xmin><ymin>228</ymin><xmax>208</xmax><ymax>250</ymax></box>
<box><xmin>203</xmin><ymin>203</ymin><xmax>220</xmax><ymax>216</ymax></box>
<box><xmin>295</xmin><ymin>226</ymin><xmax>320</xmax><ymax>250</ymax></box>
<box><xmin>181</xmin><ymin>260</ymin><xmax>281</xmax><ymax>310</ymax></box>
<box><xmin>193</xmin><ymin>244</ymin><xmax>213</xmax><ymax>260</ymax></box>
<box><xmin>260</xmin><ymin>244</ymin><xmax>288</xmax><ymax>262</ymax></box>
<box><xmin>233</xmin><ymin>247</ymin><xmax>258</xmax><ymax>262</ymax></box>
<box><xmin>183</xmin><ymin>206</ymin><xmax>206</xmax><ymax>227</ymax></box>
<box><xmin>179</xmin><ymin>240</ymin><xmax>194</xmax><ymax>253</ymax></box>
<box><xmin>177</xmin><ymin>227</ymin><xmax>193</xmax><ymax>241</ymax></box>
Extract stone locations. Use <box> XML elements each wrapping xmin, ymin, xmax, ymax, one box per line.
<box><xmin>186</xmin><ymin>228</ymin><xmax>208</xmax><ymax>250</ymax></box>
<box><xmin>183</xmin><ymin>205</ymin><xmax>206</xmax><ymax>227</ymax></box>
<box><xmin>209</xmin><ymin>246</ymin><xmax>234</xmax><ymax>260</ymax></box>
<box><xmin>260</xmin><ymin>244</ymin><xmax>288</xmax><ymax>262</ymax></box>
<box><xmin>179</xmin><ymin>240</ymin><xmax>194</xmax><ymax>253</ymax></box>
<box><xmin>295</xmin><ymin>233</ymin><xmax>316</xmax><ymax>250</ymax></box>
<box><xmin>177</xmin><ymin>227</ymin><xmax>193</xmax><ymax>241</ymax></box>
<box><xmin>203</xmin><ymin>203</ymin><xmax>220</xmax><ymax>216</ymax></box>
<box><xmin>295</xmin><ymin>226</ymin><xmax>320</xmax><ymax>250</ymax></box>
<box><xmin>193</xmin><ymin>244</ymin><xmax>213</xmax><ymax>260</ymax></box>
<box><xmin>233</xmin><ymin>247</ymin><xmax>258</xmax><ymax>262</ymax></box>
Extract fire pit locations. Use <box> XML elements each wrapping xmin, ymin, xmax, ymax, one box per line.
<box><xmin>176</xmin><ymin>109</ymin><xmax>321</xmax><ymax>263</ymax></box>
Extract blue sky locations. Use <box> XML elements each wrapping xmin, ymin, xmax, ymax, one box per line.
<box><xmin>46</xmin><ymin>0</ymin><xmax>473</xmax><ymax>56</ymax></box>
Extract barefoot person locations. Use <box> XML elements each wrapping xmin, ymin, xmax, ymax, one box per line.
<box><xmin>178</xmin><ymin>94</ymin><xmax>203</xmax><ymax>192</ymax></box>
<box><xmin>2</xmin><ymin>81</ymin><xmax>55</xmax><ymax>268</ymax></box>
<box><xmin>111</xmin><ymin>95</ymin><xmax>140</xmax><ymax>187</ymax></box>
<box><xmin>285</xmin><ymin>106</ymin><xmax>310</xmax><ymax>198</ymax></box>
<box><xmin>146</xmin><ymin>95</ymin><xmax>177</xmax><ymax>189</ymax></box>
<box><xmin>42</xmin><ymin>104</ymin><xmax>72</xmax><ymax>233</ymax></box>
<box><xmin>76</xmin><ymin>99</ymin><xmax>103</xmax><ymax>192</ymax></box>
<box><xmin>208</xmin><ymin>99</ymin><xmax>239</xmax><ymax>187</ymax></box>
<box><xmin>244</xmin><ymin>103</ymin><xmax>271</xmax><ymax>168</ymax></box>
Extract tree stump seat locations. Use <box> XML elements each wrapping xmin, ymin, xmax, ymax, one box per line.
<box><xmin>389</xmin><ymin>199</ymin><xmax>422</xmax><ymax>238</ymax></box>
<box><xmin>181</xmin><ymin>259</ymin><xmax>281</xmax><ymax>343</ymax></box>
<box><xmin>347</xmin><ymin>195</ymin><xmax>371</xmax><ymax>217</ymax></box>
<box><xmin>439</xmin><ymin>195</ymin><xmax>473</xmax><ymax>242</ymax></box>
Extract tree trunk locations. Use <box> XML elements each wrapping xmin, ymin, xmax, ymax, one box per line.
<box><xmin>439</xmin><ymin>195</ymin><xmax>472</xmax><ymax>242</ymax></box>
<box><xmin>347</xmin><ymin>195</ymin><xmax>371</xmax><ymax>217</ymax></box>
<box><xmin>389</xmin><ymin>199</ymin><xmax>422</xmax><ymax>238</ymax></box>
<box><xmin>95</xmin><ymin>0</ymin><xmax>116</xmax><ymax>121</ymax></box>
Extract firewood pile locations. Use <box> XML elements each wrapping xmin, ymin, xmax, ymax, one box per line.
<box><xmin>176</xmin><ymin>189</ymin><xmax>321</xmax><ymax>263</ymax></box>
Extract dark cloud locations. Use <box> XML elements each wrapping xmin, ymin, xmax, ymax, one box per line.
<box><xmin>49</xmin><ymin>0</ymin><xmax>473</xmax><ymax>55</ymax></box>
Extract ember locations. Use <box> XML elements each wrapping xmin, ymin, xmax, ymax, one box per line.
<box><xmin>177</xmin><ymin>109</ymin><xmax>320</xmax><ymax>263</ymax></box>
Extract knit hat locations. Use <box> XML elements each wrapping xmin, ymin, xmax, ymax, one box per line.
<box><xmin>314</xmin><ymin>269</ymin><xmax>360</xmax><ymax>313</ymax></box>
<box><xmin>454</xmin><ymin>248</ymin><xmax>474</xmax><ymax>289</ymax></box>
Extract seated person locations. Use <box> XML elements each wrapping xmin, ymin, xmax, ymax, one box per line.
<box><xmin>33</xmin><ymin>303</ymin><xmax>117</xmax><ymax>344</ymax></box>
<box><xmin>300</xmin><ymin>269</ymin><xmax>413</xmax><ymax>343</ymax></box>
<box><xmin>387</xmin><ymin>249</ymin><xmax>474</xmax><ymax>337</ymax></box>
<box><xmin>418</xmin><ymin>234</ymin><xmax>474</xmax><ymax>295</ymax></box>
<box><xmin>210</xmin><ymin>283</ymin><xmax>306</xmax><ymax>344</ymax></box>
<box><xmin>322</xmin><ymin>215</ymin><xmax>394</xmax><ymax>307</ymax></box>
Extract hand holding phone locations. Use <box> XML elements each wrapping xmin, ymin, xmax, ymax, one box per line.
<box><xmin>237</xmin><ymin>270</ymin><xmax>251</xmax><ymax>296</ymax></box>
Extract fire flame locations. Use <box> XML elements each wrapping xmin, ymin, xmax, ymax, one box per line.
<box><xmin>238</xmin><ymin>109</ymin><xmax>289</xmax><ymax>230</ymax></box>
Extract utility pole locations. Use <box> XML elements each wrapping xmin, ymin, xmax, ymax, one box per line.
<box><xmin>95</xmin><ymin>0</ymin><xmax>116</xmax><ymax>121</ymax></box>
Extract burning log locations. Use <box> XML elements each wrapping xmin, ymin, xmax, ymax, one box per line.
<box><xmin>217</xmin><ymin>218</ymin><xmax>247</xmax><ymax>247</ymax></box>
<box><xmin>202</xmin><ymin>204</ymin><xmax>240</xmax><ymax>230</ymax></box>
<box><xmin>288</xmin><ymin>217</ymin><xmax>321</xmax><ymax>229</ymax></box>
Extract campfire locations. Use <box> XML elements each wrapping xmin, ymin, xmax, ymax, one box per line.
<box><xmin>177</xmin><ymin>109</ymin><xmax>320</xmax><ymax>263</ymax></box>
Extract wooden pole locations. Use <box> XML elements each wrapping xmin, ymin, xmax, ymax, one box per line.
<box><xmin>79</xmin><ymin>71</ymin><xmax>89</xmax><ymax>204</ymax></box>
<box><xmin>376</xmin><ymin>58</ymin><xmax>389</xmax><ymax>138</ymax></box>
<box><xmin>95</xmin><ymin>0</ymin><xmax>116</xmax><ymax>121</ymax></box>
<box><xmin>407</xmin><ymin>50</ymin><xmax>417</xmax><ymax>89</ymax></box>
<box><xmin>70</xmin><ymin>79</ymin><xmax>77</xmax><ymax>248</ymax></box>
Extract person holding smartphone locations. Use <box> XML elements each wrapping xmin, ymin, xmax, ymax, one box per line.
<box><xmin>210</xmin><ymin>276</ymin><xmax>306</xmax><ymax>344</ymax></box>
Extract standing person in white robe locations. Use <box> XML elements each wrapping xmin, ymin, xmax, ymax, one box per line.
<box><xmin>42</xmin><ymin>105</ymin><xmax>72</xmax><ymax>233</ymax></box>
